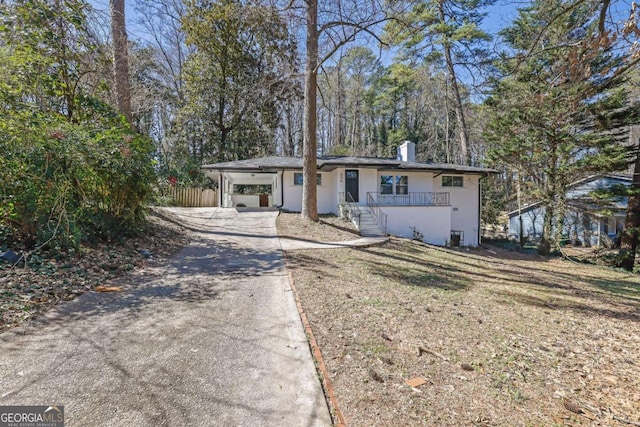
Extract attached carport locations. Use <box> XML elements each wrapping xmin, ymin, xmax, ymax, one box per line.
<box><xmin>207</xmin><ymin>170</ymin><xmax>281</xmax><ymax>208</ymax></box>
<box><xmin>203</xmin><ymin>157</ymin><xmax>304</xmax><ymax>209</ymax></box>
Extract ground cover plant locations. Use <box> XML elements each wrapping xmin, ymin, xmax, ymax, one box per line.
<box><xmin>278</xmin><ymin>213</ymin><xmax>640</xmax><ymax>426</ymax></box>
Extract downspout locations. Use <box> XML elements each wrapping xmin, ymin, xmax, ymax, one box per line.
<box><xmin>478</xmin><ymin>173</ymin><xmax>486</xmax><ymax>245</ymax></box>
<box><xmin>280</xmin><ymin>171</ymin><xmax>285</xmax><ymax>209</ymax></box>
<box><xmin>219</xmin><ymin>172</ymin><xmax>223</xmax><ymax>207</ymax></box>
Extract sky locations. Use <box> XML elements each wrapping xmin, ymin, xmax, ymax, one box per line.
<box><xmin>89</xmin><ymin>0</ymin><xmax>521</xmax><ymax>47</ymax></box>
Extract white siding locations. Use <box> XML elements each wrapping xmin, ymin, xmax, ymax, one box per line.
<box><xmin>435</xmin><ymin>174</ymin><xmax>481</xmax><ymax>246</ymax></box>
<box><xmin>384</xmin><ymin>206</ymin><xmax>452</xmax><ymax>245</ymax></box>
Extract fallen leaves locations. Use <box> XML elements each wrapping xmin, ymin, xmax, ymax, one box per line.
<box><xmin>1</xmin><ymin>212</ymin><xmax>191</xmax><ymax>333</ymax></box>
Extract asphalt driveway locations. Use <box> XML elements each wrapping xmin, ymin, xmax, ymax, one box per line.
<box><xmin>0</xmin><ymin>208</ymin><xmax>331</xmax><ymax>426</ymax></box>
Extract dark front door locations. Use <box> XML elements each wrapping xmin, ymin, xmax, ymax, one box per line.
<box><xmin>345</xmin><ymin>170</ymin><xmax>359</xmax><ymax>202</ymax></box>
<box><xmin>259</xmin><ymin>194</ymin><xmax>269</xmax><ymax>207</ymax></box>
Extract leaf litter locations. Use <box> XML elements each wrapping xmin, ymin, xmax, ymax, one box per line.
<box><xmin>1</xmin><ymin>210</ymin><xmax>191</xmax><ymax>333</ymax></box>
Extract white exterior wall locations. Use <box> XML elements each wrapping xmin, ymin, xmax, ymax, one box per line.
<box><xmin>215</xmin><ymin>166</ymin><xmax>484</xmax><ymax>246</ymax></box>
<box><xmin>358</xmin><ymin>169</ymin><xmax>378</xmax><ymax>203</ymax></box>
<box><xmin>282</xmin><ymin>171</ymin><xmax>303</xmax><ymax>212</ymax></box>
<box><xmin>435</xmin><ymin>174</ymin><xmax>481</xmax><ymax>246</ymax></box>
<box><xmin>384</xmin><ymin>206</ymin><xmax>452</xmax><ymax>245</ymax></box>
<box><xmin>282</xmin><ymin>170</ymin><xmax>338</xmax><ymax>214</ymax></box>
<box><xmin>318</xmin><ymin>171</ymin><xmax>337</xmax><ymax>213</ymax></box>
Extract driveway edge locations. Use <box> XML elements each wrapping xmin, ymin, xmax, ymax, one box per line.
<box><xmin>283</xmin><ymin>253</ymin><xmax>347</xmax><ymax>427</ymax></box>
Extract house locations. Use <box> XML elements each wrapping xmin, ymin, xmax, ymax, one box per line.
<box><xmin>507</xmin><ymin>174</ymin><xmax>630</xmax><ymax>247</ymax></box>
<box><xmin>202</xmin><ymin>142</ymin><xmax>496</xmax><ymax>246</ymax></box>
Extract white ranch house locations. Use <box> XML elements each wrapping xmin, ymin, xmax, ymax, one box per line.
<box><xmin>203</xmin><ymin>142</ymin><xmax>495</xmax><ymax>246</ymax></box>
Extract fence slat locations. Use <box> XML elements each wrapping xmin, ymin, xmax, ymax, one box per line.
<box><xmin>164</xmin><ymin>186</ymin><xmax>217</xmax><ymax>207</ymax></box>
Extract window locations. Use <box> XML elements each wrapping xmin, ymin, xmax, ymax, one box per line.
<box><xmin>380</xmin><ymin>175</ymin><xmax>393</xmax><ymax>194</ymax></box>
<box><xmin>233</xmin><ymin>184</ymin><xmax>272</xmax><ymax>195</ymax></box>
<box><xmin>294</xmin><ymin>172</ymin><xmax>321</xmax><ymax>185</ymax></box>
<box><xmin>380</xmin><ymin>175</ymin><xmax>408</xmax><ymax>194</ymax></box>
<box><xmin>396</xmin><ymin>176</ymin><xmax>408</xmax><ymax>195</ymax></box>
<box><xmin>442</xmin><ymin>176</ymin><xmax>463</xmax><ymax>187</ymax></box>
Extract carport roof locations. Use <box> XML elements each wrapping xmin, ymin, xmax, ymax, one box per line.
<box><xmin>203</xmin><ymin>156</ymin><xmax>496</xmax><ymax>174</ymax></box>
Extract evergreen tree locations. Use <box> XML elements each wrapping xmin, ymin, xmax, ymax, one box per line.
<box><xmin>385</xmin><ymin>0</ymin><xmax>494</xmax><ymax>165</ymax></box>
<box><xmin>485</xmin><ymin>0</ymin><xmax>637</xmax><ymax>255</ymax></box>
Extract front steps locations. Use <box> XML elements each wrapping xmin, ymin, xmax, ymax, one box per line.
<box><xmin>346</xmin><ymin>203</ymin><xmax>386</xmax><ymax>237</ymax></box>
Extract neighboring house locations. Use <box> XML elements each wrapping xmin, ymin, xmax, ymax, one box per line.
<box><xmin>507</xmin><ymin>174</ymin><xmax>630</xmax><ymax>247</ymax></box>
<box><xmin>202</xmin><ymin>142</ymin><xmax>495</xmax><ymax>246</ymax></box>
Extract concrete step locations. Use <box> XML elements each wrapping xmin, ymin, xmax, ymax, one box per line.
<box><xmin>352</xmin><ymin>207</ymin><xmax>385</xmax><ymax>237</ymax></box>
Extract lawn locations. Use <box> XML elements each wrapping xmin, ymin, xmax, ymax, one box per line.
<box><xmin>277</xmin><ymin>213</ymin><xmax>640</xmax><ymax>426</ymax></box>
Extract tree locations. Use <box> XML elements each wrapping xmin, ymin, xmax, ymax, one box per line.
<box><xmin>302</xmin><ymin>0</ymin><xmax>319</xmax><ymax>220</ymax></box>
<box><xmin>300</xmin><ymin>0</ymin><xmax>386</xmax><ymax>221</ymax></box>
<box><xmin>386</xmin><ymin>0</ymin><xmax>493</xmax><ymax>165</ymax></box>
<box><xmin>485</xmin><ymin>0</ymin><xmax>637</xmax><ymax>255</ymax></box>
<box><xmin>110</xmin><ymin>0</ymin><xmax>133</xmax><ymax>124</ymax></box>
<box><xmin>179</xmin><ymin>0</ymin><xmax>298</xmax><ymax>164</ymax></box>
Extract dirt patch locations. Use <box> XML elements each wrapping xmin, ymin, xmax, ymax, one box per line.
<box><xmin>0</xmin><ymin>209</ymin><xmax>192</xmax><ymax>333</ymax></box>
<box><xmin>279</xmin><ymin>216</ymin><xmax>640</xmax><ymax>426</ymax></box>
<box><xmin>277</xmin><ymin>212</ymin><xmax>359</xmax><ymax>242</ymax></box>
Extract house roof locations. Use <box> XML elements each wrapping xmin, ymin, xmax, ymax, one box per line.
<box><xmin>202</xmin><ymin>156</ymin><xmax>497</xmax><ymax>174</ymax></box>
<box><xmin>506</xmin><ymin>173</ymin><xmax>632</xmax><ymax>218</ymax></box>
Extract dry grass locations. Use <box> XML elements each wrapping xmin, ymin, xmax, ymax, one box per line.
<box><xmin>277</xmin><ymin>213</ymin><xmax>359</xmax><ymax>242</ymax></box>
<box><xmin>279</xmin><ymin>216</ymin><xmax>640</xmax><ymax>427</ymax></box>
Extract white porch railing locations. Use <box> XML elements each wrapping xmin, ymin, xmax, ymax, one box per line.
<box><xmin>367</xmin><ymin>192</ymin><xmax>450</xmax><ymax>206</ymax></box>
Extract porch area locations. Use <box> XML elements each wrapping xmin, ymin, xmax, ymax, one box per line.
<box><xmin>218</xmin><ymin>171</ymin><xmax>281</xmax><ymax>208</ymax></box>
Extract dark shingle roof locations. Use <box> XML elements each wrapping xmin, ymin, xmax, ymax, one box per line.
<box><xmin>202</xmin><ymin>156</ymin><xmax>496</xmax><ymax>174</ymax></box>
<box><xmin>202</xmin><ymin>156</ymin><xmax>302</xmax><ymax>170</ymax></box>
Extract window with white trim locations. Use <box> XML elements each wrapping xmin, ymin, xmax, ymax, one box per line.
<box><xmin>396</xmin><ymin>176</ymin><xmax>408</xmax><ymax>194</ymax></box>
<box><xmin>294</xmin><ymin>172</ymin><xmax>321</xmax><ymax>185</ymax></box>
<box><xmin>380</xmin><ymin>175</ymin><xmax>393</xmax><ymax>194</ymax></box>
<box><xmin>379</xmin><ymin>175</ymin><xmax>408</xmax><ymax>194</ymax></box>
<box><xmin>442</xmin><ymin>176</ymin><xmax>463</xmax><ymax>187</ymax></box>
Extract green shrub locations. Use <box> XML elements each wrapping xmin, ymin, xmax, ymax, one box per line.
<box><xmin>0</xmin><ymin>114</ymin><xmax>154</xmax><ymax>252</ymax></box>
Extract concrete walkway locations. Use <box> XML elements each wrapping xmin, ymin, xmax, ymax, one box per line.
<box><xmin>0</xmin><ymin>208</ymin><xmax>331</xmax><ymax>426</ymax></box>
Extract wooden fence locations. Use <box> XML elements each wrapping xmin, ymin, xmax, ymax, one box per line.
<box><xmin>165</xmin><ymin>186</ymin><xmax>218</xmax><ymax>207</ymax></box>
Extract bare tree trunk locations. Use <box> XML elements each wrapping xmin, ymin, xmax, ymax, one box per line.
<box><xmin>619</xmin><ymin>130</ymin><xmax>640</xmax><ymax>270</ymax></box>
<box><xmin>110</xmin><ymin>0</ymin><xmax>132</xmax><ymax>125</ymax></box>
<box><xmin>539</xmin><ymin>203</ymin><xmax>554</xmax><ymax>255</ymax></box>
<box><xmin>439</xmin><ymin>1</ymin><xmax>469</xmax><ymax>165</ymax></box>
<box><xmin>334</xmin><ymin>61</ymin><xmax>344</xmax><ymax>149</ymax></box>
<box><xmin>302</xmin><ymin>0</ymin><xmax>319</xmax><ymax>221</ymax></box>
